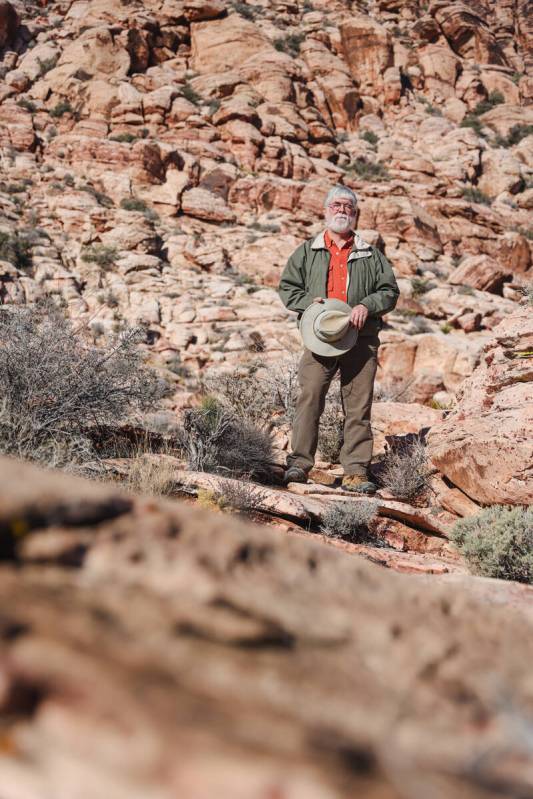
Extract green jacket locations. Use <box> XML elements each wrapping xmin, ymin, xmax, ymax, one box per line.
<box><xmin>278</xmin><ymin>230</ymin><xmax>400</xmax><ymax>337</ymax></box>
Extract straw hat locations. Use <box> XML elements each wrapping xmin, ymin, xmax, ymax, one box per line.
<box><xmin>299</xmin><ymin>298</ymin><xmax>358</xmax><ymax>357</ymax></box>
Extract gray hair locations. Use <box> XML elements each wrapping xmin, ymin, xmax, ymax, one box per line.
<box><xmin>324</xmin><ymin>185</ymin><xmax>358</xmax><ymax>209</ymax></box>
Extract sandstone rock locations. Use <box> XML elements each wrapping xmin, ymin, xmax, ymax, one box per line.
<box><xmin>191</xmin><ymin>15</ymin><xmax>274</xmax><ymax>75</ymax></box>
<box><xmin>339</xmin><ymin>15</ymin><xmax>393</xmax><ymax>92</ymax></box>
<box><xmin>371</xmin><ymin>401</ymin><xmax>443</xmax><ymax>454</ymax></box>
<box><xmin>181</xmin><ymin>187</ymin><xmax>236</xmax><ymax>223</ymax></box>
<box><xmin>2</xmin><ymin>457</ymin><xmax>533</xmax><ymax>797</ymax></box>
<box><xmin>448</xmin><ymin>254</ymin><xmax>507</xmax><ymax>293</ymax></box>
<box><xmin>428</xmin><ymin>306</ymin><xmax>533</xmax><ymax>505</ymax></box>
<box><xmin>418</xmin><ymin>41</ymin><xmax>461</xmax><ymax>98</ymax></box>
<box><xmin>45</xmin><ymin>27</ymin><xmax>131</xmax><ymax>89</ymax></box>
<box><xmin>478</xmin><ymin>148</ymin><xmax>524</xmax><ymax>197</ymax></box>
<box><xmin>433</xmin><ymin>4</ymin><xmax>506</xmax><ymax>65</ymax></box>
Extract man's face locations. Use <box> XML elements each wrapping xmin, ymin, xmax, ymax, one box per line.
<box><xmin>325</xmin><ymin>199</ymin><xmax>357</xmax><ymax>234</ymax></box>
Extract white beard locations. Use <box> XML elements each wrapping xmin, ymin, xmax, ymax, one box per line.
<box><xmin>328</xmin><ymin>214</ymin><xmax>353</xmax><ymax>233</ymax></box>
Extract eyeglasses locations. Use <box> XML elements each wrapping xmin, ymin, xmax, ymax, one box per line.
<box><xmin>328</xmin><ymin>202</ymin><xmax>356</xmax><ymax>213</ymax></box>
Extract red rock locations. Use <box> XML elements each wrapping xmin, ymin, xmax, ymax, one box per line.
<box><xmin>428</xmin><ymin>306</ymin><xmax>533</xmax><ymax>505</ymax></box>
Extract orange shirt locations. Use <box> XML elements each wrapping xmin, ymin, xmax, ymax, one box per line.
<box><xmin>325</xmin><ymin>230</ymin><xmax>353</xmax><ymax>302</ymax></box>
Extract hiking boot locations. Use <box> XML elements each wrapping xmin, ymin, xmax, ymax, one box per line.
<box><xmin>342</xmin><ymin>474</ymin><xmax>377</xmax><ymax>495</ymax></box>
<box><xmin>284</xmin><ymin>466</ymin><xmax>308</xmax><ymax>485</ymax></box>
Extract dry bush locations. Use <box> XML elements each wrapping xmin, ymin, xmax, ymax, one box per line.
<box><xmin>318</xmin><ymin>382</ymin><xmax>343</xmax><ymax>463</ymax></box>
<box><xmin>213</xmin><ymin>478</ymin><xmax>269</xmax><ymax>517</ymax></box>
<box><xmin>0</xmin><ymin>302</ymin><xmax>166</xmax><ymax>471</ymax></box>
<box><xmin>451</xmin><ymin>506</ymin><xmax>533</xmax><ymax>583</ymax></box>
<box><xmin>203</xmin><ymin>356</ymin><xmax>299</xmax><ymax>429</ymax></box>
<box><xmin>321</xmin><ymin>500</ymin><xmax>379</xmax><ymax>542</ymax></box>
<box><xmin>180</xmin><ymin>397</ymin><xmax>275</xmax><ymax>482</ymax></box>
<box><xmin>378</xmin><ymin>435</ymin><xmax>432</xmax><ymax>502</ymax></box>
<box><xmin>122</xmin><ymin>454</ymin><xmax>178</xmax><ymax>497</ymax></box>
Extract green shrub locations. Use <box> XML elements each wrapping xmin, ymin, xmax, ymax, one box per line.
<box><xmin>346</xmin><ymin>157</ymin><xmax>390</xmax><ymax>181</ymax></box>
<box><xmin>231</xmin><ymin>1</ymin><xmax>261</xmax><ymax>19</ymax></box>
<box><xmin>360</xmin><ymin>130</ymin><xmax>378</xmax><ymax>146</ymax></box>
<box><xmin>81</xmin><ymin>244</ymin><xmax>118</xmax><ymax>270</ymax></box>
<box><xmin>274</xmin><ymin>33</ymin><xmax>304</xmax><ymax>56</ymax></box>
<box><xmin>120</xmin><ymin>196</ymin><xmax>158</xmax><ymax>221</ymax></box>
<box><xmin>462</xmin><ymin>186</ymin><xmax>492</xmax><ymax>206</ymax></box>
<box><xmin>451</xmin><ymin>506</ymin><xmax>533</xmax><ymax>583</ymax></box>
<box><xmin>49</xmin><ymin>100</ymin><xmax>73</xmax><ymax>118</ymax></box>
<box><xmin>182</xmin><ymin>83</ymin><xmax>203</xmax><ymax>106</ymax></box>
<box><xmin>321</xmin><ymin>500</ymin><xmax>378</xmax><ymax>542</ymax></box>
<box><xmin>460</xmin><ymin>115</ymin><xmax>484</xmax><ymax>136</ymax></box>
<box><xmin>495</xmin><ymin>124</ymin><xmax>533</xmax><ymax>148</ymax></box>
<box><xmin>37</xmin><ymin>56</ymin><xmax>57</xmax><ymax>75</ymax></box>
<box><xmin>79</xmin><ymin>185</ymin><xmax>114</xmax><ymax>208</ymax></box>
<box><xmin>472</xmin><ymin>90</ymin><xmax>505</xmax><ymax>116</ymax></box>
<box><xmin>411</xmin><ymin>276</ymin><xmax>431</xmax><ymax>297</ymax></box>
<box><xmin>17</xmin><ymin>98</ymin><xmax>37</xmax><ymax>113</ymax></box>
<box><xmin>0</xmin><ymin>230</ymin><xmax>33</xmax><ymax>269</ymax></box>
<box><xmin>110</xmin><ymin>132</ymin><xmax>138</xmax><ymax>143</ymax></box>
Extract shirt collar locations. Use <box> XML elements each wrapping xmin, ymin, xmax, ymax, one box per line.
<box><xmin>324</xmin><ymin>229</ymin><xmax>354</xmax><ymax>250</ymax></box>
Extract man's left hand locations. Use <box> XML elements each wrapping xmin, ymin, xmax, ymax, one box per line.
<box><xmin>350</xmin><ymin>304</ymin><xmax>369</xmax><ymax>330</ymax></box>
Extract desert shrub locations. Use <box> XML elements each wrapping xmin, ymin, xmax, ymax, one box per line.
<box><xmin>180</xmin><ymin>397</ymin><xmax>274</xmax><ymax>482</ymax></box>
<box><xmin>0</xmin><ymin>303</ymin><xmax>165</xmax><ymax>470</ymax></box>
<box><xmin>360</xmin><ymin>130</ymin><xmax>378</xmax><ymax>146</ymax></box>
<box><xmin>347</xmin><ymin>158</ymin><xmax>390</xmax><ymax>181</ymax></box>
<box><xmin>379</xmin><ymin>435</ymin><xmax>432</xmax><ymax>502</ymax></box>
<box><xmin>181</xmin><ymin>83</ymin><xmax>202</xmax><ymax>106</ymax></box>
<box><xmin>120</xmin><ymin>196</ymin><xmax>158</xmax><ymax>221</ymax></box>
<box><xmin>460</xmin><ymin>115</ymin><xmax>483</xmax><ymax>136</ymax></box>
<box><xmin>321</xmin><ymin>500</ymin><xmax>378</xmax><ymax>542</ymax></box>
<box><xmin>0</xmin><ymin>230</ymin><xmax>33</xmax><ymax>269</ymax></box>
<box><xmin>462</xmin><ymin>186</ymin><xmax>492</xmax><ymax>206</ymax></box>
<box><xmin>110</xmin><ymin>132</ymin><xmax>137</xmax><ymax>143</ymax></box>
<box><xmin>122</xmin><ymin>454</ymin><xmax>177</xmax><ymax>497</ymax></box>
<box><xmin>79</xmin><ymin>185</ymin><xmax>114</xmax><ymax>208</ymax></box>
<box><xmin>81</xmin><ymin>244</ymin><xmax>118</xmax><ymax>269</ymax></box>
<box><xmin>213</xmin><ymin>478</ymin><xmax>269</xmax><ymax>516</ymax></box>
<box><xmin>232</xmin><ymin>1</ymin><xmax>261</xmax><ymax>19</ymax></box>
<box><xmin>318</xmin><ymin>387</ymin><xmax>343</xmax><ymax>463</ymax></box>
<box><xmin>37</xmin><ymin>56</ymin><xmax>57</xmax><ymax>75</ymax></box>
<box><xmin>203</xmin><ymin>356</ymin><xmax>300</xmax><ymax>429</ymax></box>
<box><xmin>411</xmin><ymin>276</ymin><xmax>431</xmax><ymax>297</ymax></box>
<box><xmin>494</xmin><ymin>124</ymin><xmax>533</xmax><ymax>148</ymax></box>
<box><xmin>49</xmin><ymin>100</ymin><xmax>73</xmax><ymax>118</ymax></box>
<box><xmin>451</xmin><ymin>506</ymin><xmax>533</xmax><ymax>583</ymax></box>
<box><xmin>274</xmin><ymin>33</ymin><xmax>305</xmax><ymax>56</ymax></box>
<box><xmin>472</xmin><ymin>90</ymin><xmax>504</xmax><ymax>116</ymax></box>
<box><xmin>17</xmin><ymin>98</ymin><xmax>37</xmax><ymax>113</ymax></box>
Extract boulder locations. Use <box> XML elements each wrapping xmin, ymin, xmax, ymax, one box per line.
<box><xmin>181</xmin><ymin>187</ymin><xmax>236</xmax><ymax>223</ymax></box>
<box><xmin>433</xmin><ymin>3</ymin><xmax>506</xmax><ymax>65</ymax></box>
<box><xmin>191</xmin><ymin>15</ymin><xmax>274</xmax><ymax>74</ymax></box>
<box><xmin>448</xmin><ymin>254</ymin><xmax>508</xmax><ymax>293</ymax></box>
<box><xmin>428</xmin><ymin>306</ymin><xmax>533</xmax><ymax>505</ymax></box>
<box><xmin>418</xmin><ymin>41</ymin><xmax>461</xmax><ymax>98</ymax></box>
<box><xmin>478</xmin><ymin>148</ymin><xmax>524</xmax><ymax>197</ymax></box>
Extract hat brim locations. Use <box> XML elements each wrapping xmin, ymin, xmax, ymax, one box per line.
<box><xmin>300</xmin><ymin>299</ymin><xmax>359</xmax><ymax>357</ymax></box>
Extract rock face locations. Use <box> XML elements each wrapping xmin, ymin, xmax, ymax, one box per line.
<box><xmin>1</xmin><ymin>456</ymin><xmax>533</xmax><ymax>799</ymax></box>
<box><xmin>428</xmin><ymin>305</ymin><xmax>533</xmax><ymax>505</ymax></box>
<box><xmin>0</xmin><ymin>0</ymin><xmax>531</xmax><ymax>466</ymax></box>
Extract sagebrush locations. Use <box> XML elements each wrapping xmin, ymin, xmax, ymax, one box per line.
<box><xmin>451</xmin><ymin>506</ymin><xmax>533</xmax><ymax>584</ymax></box>
<box><xmin>0</xmin><ymin>303</ymin><xmax>165</xmax><ymax>470</ymax></box>
<box><xmin>180</xmin><ymin>397</ymin><xmax>274</xmax><ymax>482</ymax></box>
<box><xmin>321</xmin><ymin>500</ymin><xmax>378</xmax><ymax>542</ymax></box>
<box><xmin>379</xmin><ymin>435</ymin><xmax>432</xmax><ymax>501</ymax></box>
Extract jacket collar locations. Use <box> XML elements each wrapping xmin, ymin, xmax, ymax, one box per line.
<box><xmin>311</xmin><ymin>229</ymin><xmax>371</xmax><ymax>252</ymax></box>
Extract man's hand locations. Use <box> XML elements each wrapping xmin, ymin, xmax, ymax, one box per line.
<box><xmin>312</xmin><ymin>297</ymin><xmax>324</xmax><ymax>303</ymax></box>
<box><xmin>350</xmin><ymin>304</ymin><xmax>369</xmax><ymax>330</ymax></box>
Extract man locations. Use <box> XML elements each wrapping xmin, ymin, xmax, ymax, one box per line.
<box><xmin>278</xmin><ymin>185</ymin><xmax>399</xmax><ymax>493</ymax></box>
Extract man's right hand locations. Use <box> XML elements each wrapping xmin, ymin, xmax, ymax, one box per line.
<box><xmin>312</xmin><ymin>297</ymin><xmax>324</xmax><ymax>303</ymax></box>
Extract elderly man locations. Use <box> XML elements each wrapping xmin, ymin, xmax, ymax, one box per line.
<box><xmin>278</xmin><ymin>185</ymin><xmax>399</xmax><ymax>493</ymax></box>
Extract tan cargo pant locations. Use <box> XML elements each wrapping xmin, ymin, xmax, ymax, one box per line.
<box><xmin>287</xmin><ymin>336</ymin><xmax>379</xmax><ymax>476</ymax></box>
